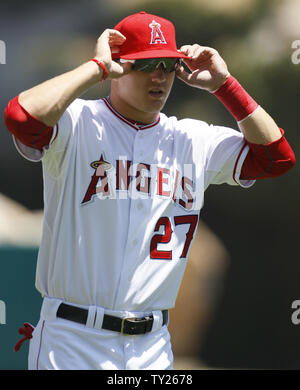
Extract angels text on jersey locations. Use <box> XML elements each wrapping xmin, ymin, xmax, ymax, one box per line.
<box><xmin>82</xmin><ymin>154</ymin><xmax>198</xmax><ymax>211</ymax></box>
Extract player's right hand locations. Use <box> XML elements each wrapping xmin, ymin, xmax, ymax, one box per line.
<box><xmin>94</xmin><ymin>29</ymin><xmax>132</xmax><ymax>79</ymax></box>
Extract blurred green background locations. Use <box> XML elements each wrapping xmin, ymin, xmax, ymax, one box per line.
<box><xmin>0</xmin><ymin>0</ymin><xmax>299</xmax><ymax>369</ymax></box>
<box><xmin>0</xmin><ymin>247</ymin><xmax>41</xmax><ymax>369</ymax></box>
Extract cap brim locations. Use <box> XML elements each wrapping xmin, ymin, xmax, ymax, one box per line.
<box><xmin>115</xmin><ymin>49</ymin><xmax>190</xmax><ymax>60</ymax></box>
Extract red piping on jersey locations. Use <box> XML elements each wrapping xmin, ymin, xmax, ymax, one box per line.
<box><xmin>36</xmin><ymin>320</ymin><xmax>45</xmax><ymax>370</ymax></box>
<box><xmin>102</xmin><ymin>97</ymin><xmax>160</xmax><ymax>130</ymax></box>
<box><xmin>233</xmin><ymin>142</ymin><xmax>247</xmax><ymax>184</ymax></box>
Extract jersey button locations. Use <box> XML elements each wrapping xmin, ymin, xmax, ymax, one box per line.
<box><xmin>137</xmin><ymin>202</ymin><xmax>143</xmax><ymax>210</ymax></box>
<box><xmin>132</xmin><ymin>239</ymin><xmax>138</xmax><ymax>246</ymax></box>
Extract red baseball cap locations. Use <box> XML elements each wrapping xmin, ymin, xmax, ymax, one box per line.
<box><xmin>112</xmin><ymin>11</ymin><xmax>189</xmax><ymax>60</ymax></box>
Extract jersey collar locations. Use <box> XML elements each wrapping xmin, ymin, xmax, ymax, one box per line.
<box><xmin>102</xmin><ymin>97</ymin><xmax>160</xmax><ymax>131</ymax></box>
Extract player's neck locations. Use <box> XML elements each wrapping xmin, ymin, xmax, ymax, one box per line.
<box><xmin>108</xmin><ymin>95</ymin><xmax>159</xmax><ymax>125</ymax></box>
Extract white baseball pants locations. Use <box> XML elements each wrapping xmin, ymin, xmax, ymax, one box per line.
<box><xmin>28</xmin><ymin>297</ymin><xmax>173</xmax><ymax>370</ymax></box>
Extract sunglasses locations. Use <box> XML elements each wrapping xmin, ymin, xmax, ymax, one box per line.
<box><xmin>118</xmin><ymin>58</ymin><xmax>181</xmax><ymax>73</ymax></box>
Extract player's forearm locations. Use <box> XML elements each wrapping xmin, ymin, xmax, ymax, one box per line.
<box><xmin>18</xmin><ymin>61</ymin><xmax>103</xmax><ymax>127</ymax></box>
<box><xmin>213</xmin><ymin>75</ymin><xmax>295</xmax><ymax>178</ymax></box>
<box><xmin>238</xmin><ymin>106</ymin><xmax>282</xmax><ymax>144</ymax></box>
<box><xmin>213</xmin><ymin>75</ymin><xmax>282</xmax><ymax>144</ymax></box>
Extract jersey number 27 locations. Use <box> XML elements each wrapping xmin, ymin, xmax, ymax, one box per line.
<box><xmin>150</xmin><ymin>215</ymin><xmax>199</xmax><ymax>260</ymax></box>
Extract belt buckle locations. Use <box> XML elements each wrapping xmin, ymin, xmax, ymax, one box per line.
<box><xmin>121</xmin><ymin>317</ymin><xmax>132</xmax><ymax>335</ymax></box>
<box><xmin>120</xmin><ymin>316</ymin><xmax>152</xmax><ymax>335</ymax></box>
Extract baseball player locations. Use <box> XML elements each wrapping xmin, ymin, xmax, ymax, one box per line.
<box><xmin>5</xmin><ymin>11</ymin><xmax>295</xmax><ymax>370</ymax></box>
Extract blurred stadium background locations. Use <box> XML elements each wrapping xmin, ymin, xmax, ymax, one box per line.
<box><xmin>0</xmin><ymin>0</ymin><xmax>299</xmax><ymax>370</ymax></box>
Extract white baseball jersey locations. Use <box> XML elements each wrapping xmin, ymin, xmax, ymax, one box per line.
<box><xmin>13</xmin><ymin>97</ymin><xmax>254</xmax><ymax>311</ymax></box>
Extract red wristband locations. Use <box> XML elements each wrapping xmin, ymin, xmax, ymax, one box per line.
<box><xmin>89</xmin><ymin>58</ymin><xmax>109</xmax><ymax>81</ymax></box>
<box><xmin>213</xmin><ymin>75</ymin><xmax>259</xmax><ymax>122</ymax></box>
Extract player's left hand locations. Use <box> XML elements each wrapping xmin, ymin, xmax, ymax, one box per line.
<box><xmin>176</xmin><ymin>45</ymin><xmax>230</xmax><ymax>92</ymax></box>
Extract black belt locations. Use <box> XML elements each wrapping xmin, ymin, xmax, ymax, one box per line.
<box><xmin>57</xmin><ymin>303</ymin><xmax>168</xmax><ymax>335</ymax></box>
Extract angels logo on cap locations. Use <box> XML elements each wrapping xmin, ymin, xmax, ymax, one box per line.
<box><xmin>112</xmin><ymin>11</ymin><xmax>190</xmax><ymax>60</ymax></box>
<box><xmin>149</xmin><ymin>20</ymin><xmax>167</xmax><ymax>45</ymax></box>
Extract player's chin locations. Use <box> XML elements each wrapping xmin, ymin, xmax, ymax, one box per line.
<box><xmin>146</xmin><ymin>93</ymin><xmax>168</xmax><ymax>110</ymax></box>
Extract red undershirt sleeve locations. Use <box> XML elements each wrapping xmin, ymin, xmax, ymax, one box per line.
<box><xmin>4</xmin><ymin>96</ymin><xmax>54</xmax><ymax>152</ymax></box>
<box><xmin>240</xmin><ymin>128</ymin><xmax>296</xmax><ymax>180</ymax></box>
